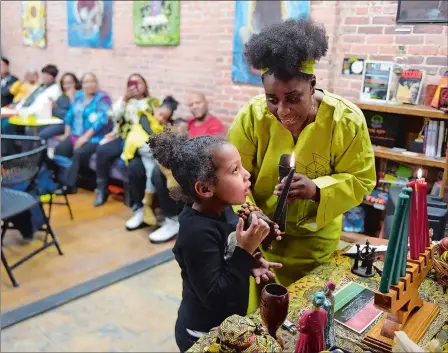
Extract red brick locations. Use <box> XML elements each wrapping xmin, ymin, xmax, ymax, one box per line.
<box><xmin>371</xmin><ymin>55</ymin><xmax>395</xmax><ymax>62</ymax></box>
<box><xmin>382</xmin><ymin>4</ymin><xmax>398</xmax><ymax>14</ymax></box>
<box><xmin>358</xmin><ymin>26</ymin><xmax>383</xmax><ymax>34</ymax></box>
<box><xmin>340</xmin><ymin>26</ymin><xmax>358</xmax><ymax>34</ymax></box>
<box><xmin>407</xmin><ymin>45</ymin><xmax>440</xmax><ymax>56</ymax></box>
<box><xmin>413</xmin><ymin>25</ymin><xmax>444</xmax><ymax>34</ymax></box>
<box><xmin>369</xmin><ymin>35</ymin><xmax>391</xmax><ymax>44</ymax></box>
<box><xmin>385</xmin><ymin>26</ymin><xmax>412</xmax><ymax>35</ymax></box>
<box><xmin>395</xmin><ymin>35</ymin><xmax>425</xmax><ymax>45</ymax></box>
<box><xmin>372</xmin><ymin>16</ymin><xmax>396</xmax><ymax>25</ymax></box>
<box><xmin>379</xmin><ymin>45</ymin><xmax>399</xmax><ymax>54</ymax></box>
<box><xmin>369</xmin><ymin>6</ymin><xmax>383</xmax><ymax>14</ymax></box>
<box><xmin>350</xmin><ymin>44</ymin><xmax>379</xmax><ymax>54</ymax></box>
<box><xmin>439</xmin><ymin>47</ymin><xmax>448</xmax><ymax>56</ymax></box>
<box><xmin>342</xmin><ymin>35</ymin><xmax>365</xmax><ymax>43</ymax></box>
<box><xmin>426</xmin><ymin>56</ymin><xmax>448</xmax><ymax>66</ymax></box>
<box><xmin>425</xmin><ymin>34</ymin><xmax>446</xmax><ymax>45</ymax></box>
<box><xmin>407</xmin><ymin>56</ymin><xmax>425</xmax><ymax>65</ymax></box>
<box><xmin>356</xmin><ymin>7</ymin><xmax>369</xmax><ymax>15</ymax></box>
<box><xmin>345</xmin><ymin>16</ymin><xmax>368</xmax><ymax>25</ymax></box>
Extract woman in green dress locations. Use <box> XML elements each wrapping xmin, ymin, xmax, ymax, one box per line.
<box><xmin>228</xmin><ymin>18</ymin><xmax>376</xmax><ymax>311</ymax></box>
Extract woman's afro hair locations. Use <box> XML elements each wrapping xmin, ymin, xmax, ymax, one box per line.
<box><xmin>244</xmin><ymin>18</ymin><xmax>329</xmax><ymax>81</ymax></box>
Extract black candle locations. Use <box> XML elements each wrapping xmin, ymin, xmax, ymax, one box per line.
<box><xmin>273</xmin><ymin>153</ymin><xmax>296</xmax><ymax>223</ymax></box>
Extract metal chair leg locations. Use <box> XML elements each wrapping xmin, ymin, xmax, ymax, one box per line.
<box><xmin>1</xmin><ymin>249</ymin><xmax>19</xmax><ymax>287</ymax></box>
<box><xmin>63</xmin><ymin>193</ymin><xmax>74</xmax><ymax>220</ymax></box>
<box><xmin>38</xmin><ymin>203</ymin><xmax>63</xmax><ymax>256</ymax></box>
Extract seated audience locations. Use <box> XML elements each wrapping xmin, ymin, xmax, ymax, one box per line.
<box><xmin>187</xmin><ymin>92</ymin><xmax>225</xmax><ymax>138</ymax></box>
<box><xmin>124</xmin><ymin>96</ymin><xmax>179</xmax><ymax>229</ymax></box>
<box><xmin>1</xmin><ymin>57</ymin><xmax>18</xmax><ymax>107</ymax></box>
<box><xmin>54</xmin><ymin>73</ymin><xmax>111</xmax><ymax>193</ymax></box>
<box><xmin>38</xmin><ymin>72</ymin><xmax>81</xmax><ymax>140</ymax></box>
<box><xmin>94</xmin><ymin>73</ymin><xmax>158</xmax><ymax>207</ymax></box>
<box><xmin>147</xmin><ymin>92</ymin><xmax>225</xmax><ymax>244</ymax></box>
<box><xmin>21</xmin><ymin>64</ymin><xmax>61</xmax><ymax>116</ymax></box>
<box><xmin>9</xmin><ymin>69</ymin><xmax>39</xmax><ymax>105</ymax></box>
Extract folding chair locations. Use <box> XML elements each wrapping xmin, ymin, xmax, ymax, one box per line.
<box><xmin>1</xmin><ymin>135</ymin><xmax>63</xmax><ymax>287</ymax></box>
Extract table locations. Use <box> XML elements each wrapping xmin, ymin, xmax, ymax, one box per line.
<box><xmin>190</xmin><ymin>241</ymin><xmax>447</xmax><ymax>353</ymax></box>
<box><xmin>8</xmin><ymin>115</ymin><xmax>63</xmax><ymax>135</ymax></box>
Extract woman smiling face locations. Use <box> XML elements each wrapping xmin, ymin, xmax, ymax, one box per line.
<box><xmin>262</xmin><ymin>73</ymin><xmax>316</xmax><ymax>135</ymax></box>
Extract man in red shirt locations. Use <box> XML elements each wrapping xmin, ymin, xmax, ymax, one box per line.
<box><xmin>148</xmin><ymin>92</ymin><xmax>225</xmax><ymax>244</ymax></box>
<box><xmin>187</xmin><ymin>92</ymin><xmax>225</xmax><ymax>139</ymax></box>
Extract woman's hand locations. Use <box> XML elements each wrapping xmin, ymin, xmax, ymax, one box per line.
<box><xmin>274</xmin><ymin>173</ymin><xmax>320</xmax><ymax>201</ymax></box>
<box><xmin>123</xmin><ymin>86</ymin><xmax>138</xmax><ymax>103</ymax></box>
<box><xmin>74</xmin><ymin>135</ymin><xmax>88</xmax><ymax>150</ymax></box>
<box><xmin>236</xmin><ymin>214</ymin><xmax>270</xmax><ymax>255</ymax></box>
<box><xmin>251</xmin><ymin>252</ymin><xmax>282</xmax><ymax>284</ymax></box>
<box><xmin>99</xmin><ymin>132</ymin><xmax>116</xmax><ymax>145</ymax></box>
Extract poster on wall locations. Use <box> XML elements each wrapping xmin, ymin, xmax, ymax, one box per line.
<box><xmin>67</xmin><ymin>0</ymin><xmax>113</xmax><ymax>49</ymax></box>
<box><xmin>360</xmin><ymin>61</ymin><xmax>394</xmax><ymax>103</ymax></box>
<box><xmin>133</xmin><ymin>1</ymin><xmax>180</xmax><ymax>46</ymax></box>
<box><xmin>232</xmin><ymin>1</ymin><xmax>310</xmax><ymax>85</ymax></box>
<box><xmin>22</xmin><ymin>1</ymin><xmax>46</xmax><ymax>48</ymax></box>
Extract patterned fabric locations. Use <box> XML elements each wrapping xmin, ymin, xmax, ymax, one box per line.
<box><xmin>191</xmin><ymin>250</ymin><xmax>448</xmax><ymax>353</ymax></box>
<box><xmin>188</xmin><ymin>315</ymin><xmax>282</xmax><ymax>353</ymax></box>
<box><xmin>65</xmin><ymin>90</ymin><xmax>112</xmax><ymax>144</ymax></box>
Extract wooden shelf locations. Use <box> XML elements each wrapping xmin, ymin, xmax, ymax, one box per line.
<box><xmin>373</xmin><ymin>145</ymin><xmax>446</xmax><ymax>169</ymax></box>
<box><xmin>353</xmin><ymin>101</ymin><xmax>448</xmax><ymax>120</ymax></box>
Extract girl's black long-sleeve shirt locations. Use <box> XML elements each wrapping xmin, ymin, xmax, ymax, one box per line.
<box><xmin>174</xmin><ymin>205</ymin><xmax>254</xmax><ymax>332</ymax></box>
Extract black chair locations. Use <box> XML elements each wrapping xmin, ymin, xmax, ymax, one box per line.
<box><xmin>1</xmin><ymin>135</ymin><xmax>63</xmax><ymax>287</ymax></box>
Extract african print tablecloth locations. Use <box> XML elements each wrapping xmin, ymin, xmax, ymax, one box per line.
<box><xmin>190</xmin><ymin>249</ymin><xmax>448</xmax><ymax>353</ymax></box>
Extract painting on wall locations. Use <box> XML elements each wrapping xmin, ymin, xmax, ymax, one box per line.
<box><xmin>133</xmin><ymin>1</ymin><xmax>180</xmax><ymax>46</ymax></box>
<box><xmin>397</xmin><ymin>0</ymin><xmax>448</xmax><ymax>23</ymax></box>
<box><xmin>232</xmin><ymin>0</ymin><xmax>310</xmax><ymax>85</ymax></box>
<box><xmin>22</xmin><ymin>1</ymin><xmax>47</xmax><ymax>48</ymax></box>
<box><xmin>67</xmin><ymin>0</ymin><xmax>113</xmax><ymax>49</ymax></box>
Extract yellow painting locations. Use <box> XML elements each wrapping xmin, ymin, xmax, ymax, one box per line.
<box><xmin>22</xmin><ymin>1</ymin><xmax>46</xmax><ymax>48</ymax></box>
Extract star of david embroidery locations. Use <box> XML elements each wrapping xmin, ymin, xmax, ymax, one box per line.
<box><xmin>297</xmin><ymin>153</ymin><xmax>331</xmax><ymax>179</ymax></box>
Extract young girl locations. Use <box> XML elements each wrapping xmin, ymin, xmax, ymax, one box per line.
<box><xmin>150</xmin><ymin>132</ymin><xmax>282</xmax><ymax>352</ymax></box>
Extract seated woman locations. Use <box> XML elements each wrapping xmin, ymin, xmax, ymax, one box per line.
<box><xmin>93</xmin><ymin>73</ymin><xmax>156</xmax><ymax>207</ymax></box>
<box><xmin>54</xmin><ymin>73</ymin><xmax>112</xmax><ymax>193</ymax></box>
<box><xmin>9</xmin><ymin>69</ymin><xmax>39</xmax><ymax>105</ymax></box>
<box><xmin>38</xmin><ymin>72</ymin><xmax>81</xmax><ymax>140</ymax></box>
<box><xmin>124</xmin><ymin>96</ymin><xmax>179</xmax><ymax>231</ymax></box>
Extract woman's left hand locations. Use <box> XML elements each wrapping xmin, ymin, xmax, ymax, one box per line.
<box><xmin>74</xmin><ymin>135</ymin><xmax>88</xmax><ymax>150</ymax></box>
<box><xmin>274</xmin><ymin>173</ymin><xmax>319</xmax><ymax>201</ymax></box>
<box><xmin>251</xmin><ymin>252</ymin><xmax>283</xmax><ymax>284</ymax></box>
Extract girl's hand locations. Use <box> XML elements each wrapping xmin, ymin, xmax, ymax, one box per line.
<box><xmin>274</xmin><ymin>173</ymin><xmax>319</xmax><ymax>201</ymax></box>
<box><xmin>236</xmin><ymin>214</ymin><xmax>270</xmax><ymax>255</ymax></box>
<box><xmin>251</xmin><ymin>252</ymin><xmax>282</xmax><ymax>284</ymax></box>
<box><xmin>123</xmin><ymin>87</ymin><xmax>138</xmax><ymax>102</ymax></box>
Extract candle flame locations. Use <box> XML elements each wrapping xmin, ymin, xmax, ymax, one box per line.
<box><xmin>417</xmin><ymin>168</ymin><xmax>422</xmax><ymax>179</ymax></box>
<box><xmin>290</xmin><ymin>152</ymin><xmax>295</xmax><ymax>168</ymax></box>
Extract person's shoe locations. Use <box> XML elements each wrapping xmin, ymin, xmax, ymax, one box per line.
<box><xmin>148</xmin><ymin>216</ymin><xmax>179</xmax><ymax>243</ymax></box>
<box><xmin>93</xmin><ymin>179</ymin><xmax>109</xmax><ymax>207</ymax></box>
<box><xmin>143</xmin><ymin>191</ymin><xmax>158</xmax><ymax>226</ymax></box>
<box><xmin>125</xmin><ymin>207</ymin><xmax>144</xmax><ymax>230</ymax></box>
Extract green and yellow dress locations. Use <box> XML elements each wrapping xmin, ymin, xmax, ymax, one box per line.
<box><xmin>228</xmin><ymin>90</ymin><xmax>376</xmax><ymax>312</ymax></box>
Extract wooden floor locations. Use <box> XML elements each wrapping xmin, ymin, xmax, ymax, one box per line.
<box><xmin>1</xmin><ymin>189</ymin><xmax>174</xmax><ymax>313</ymax></box>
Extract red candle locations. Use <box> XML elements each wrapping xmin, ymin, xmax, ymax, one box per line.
<box><xmin>416</xmin><ymin>169</ymin><xmax>428</xmax><ymax>253</ymax></box>
<box><xmin>409</xmin><ymin>187</ymin><xmax>419</xmax><ymax>260</ymax></box>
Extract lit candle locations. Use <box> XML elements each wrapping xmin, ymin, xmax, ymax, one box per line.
<box><xmin>409</xmin><ymin>185</ymin><xmax>419</xmax><ymax>260</ymax></box>
<box><xmin>273</xmin><ymin>153</ymin><xmax>295</xmax><ymax>223</ymax></box>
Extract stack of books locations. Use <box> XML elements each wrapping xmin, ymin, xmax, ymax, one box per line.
<box><xmin>424</xmin><ymin>119</ymin><xmax>447</xmax><ymax>158</ymax></box>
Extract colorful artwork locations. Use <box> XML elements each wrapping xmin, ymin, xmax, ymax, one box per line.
<box><xmin>22</xmin><ymin>1</ymin><xmax>46</xmax><ymax>48</ymax></box>
<box><xmin>133</xmin><ymin>1</ymin><xmax>180</xmax><ymax>46</ymax></box>
<box><xmin>67</xmin><ymin>0</ymin><xmax>113</xmax><ymax>49</ymax></box>
<box><xmin>232</xmin><ymin>0</ymin><xmax>310</xmax><ymax>85</ymax></box>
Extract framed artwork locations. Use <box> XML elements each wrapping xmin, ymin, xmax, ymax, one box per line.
<box><xmin>360</xmin><ymin>61</ymin><xmax>394</xmax><ymax>103</ymax></box>
<box><xmin>133</xmin><ymin>0</ymin><xmax>180</xmax><ymax>46</ymax></box>
<box><xmin>22</xmin><ymin>1</ymin><xmax>46</xmax><ymax>48</ymax></box>
<box><xmin>67</xmin><ymin>0</ymin><xmax>113</xmax><ymax>49</ymax></box>
<box><xmin>232</xmin><ymin>0</ymin><xmax>310</xmax><ymax>85</ymax></box>
<box><xmin>397</xmin><ymin>0</ymin><xmax>448</xmax><ymax>23</ymax></box>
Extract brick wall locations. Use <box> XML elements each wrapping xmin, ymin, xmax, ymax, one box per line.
<box><xmin>1</xmin><ymin>1</ymin><xmax>447</xmax><ymax>125</ymax></box>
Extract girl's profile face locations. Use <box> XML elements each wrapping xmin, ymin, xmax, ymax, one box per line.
<box><xmin>212</xmin><ymin>143</ymin><xmax>251</xmax><ymax>205</ymax></box>
<box><xmin>155</xmin><ymin>106</ymin><xmax>173</xmax><ymax>125</ymax></box>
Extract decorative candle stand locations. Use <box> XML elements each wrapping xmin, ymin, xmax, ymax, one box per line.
<box><xmin>362</xmin><ymin>244</ymin><xmax>440</xmax><ymax>353</ymax></box>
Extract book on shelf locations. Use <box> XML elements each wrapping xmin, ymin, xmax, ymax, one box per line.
<box><xmin>423</xmin><ymin>119</ymin><xmax>448</xmax><ymax>158</ymax></box>
<box><xmin>396</xmin><ymin>69</ymin><xmax>425</xmax><ymax>105</ymax></box>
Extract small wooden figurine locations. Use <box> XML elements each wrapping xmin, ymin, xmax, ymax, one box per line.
<box><xmin>323</xmin><ymin>281</ymin><xmax>336</xmax><ymax>350</ymax></box>
<box><xmin>351</xmin><ymin>239</ymin><xmax>376</xmax><ymax>277</ymax></box>
<box><xmin>294</xmin><ymin>292</ymin><xmax>328</xmax><ymax>353</ymax></box>
<box><xmin>237</xmin><ymin>201</ymin><xmax>278</xmax><ymax>250</ymax></box>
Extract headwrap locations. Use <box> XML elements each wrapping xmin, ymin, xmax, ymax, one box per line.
<box><xmin>260</xmin><ymin>58</ymin><xmax>315</xmax><ymax>76</ymax></box>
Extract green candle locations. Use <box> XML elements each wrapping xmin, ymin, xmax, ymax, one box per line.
<box><xmin>400</xmin><ymin>187</ymin><xmax>412</xmax><ymax>277</ymax></box>
<box><xmin>391</xmin><ymin>193</ymin><xmax>410</xmax><ymax>284</ymax></box>
<box><xmin>379</xmin><ymin>193</ymin><xmax>408</xmax><ymax>293</ymax></box>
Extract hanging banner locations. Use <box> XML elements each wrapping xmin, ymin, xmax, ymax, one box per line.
<box><xmin>22</xmin><ymin>1</ymin><xmax>46</xmax><ymax>48</ymax></box>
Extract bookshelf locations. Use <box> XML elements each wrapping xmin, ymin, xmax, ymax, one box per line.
<box><xmin>354</xmin><ymin>101</ymin><xmax>448</xmax><ymax>197</ymax></box>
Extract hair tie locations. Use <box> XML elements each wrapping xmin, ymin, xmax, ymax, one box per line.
<box><xmin>260</xmin><ymin>58</ymin><xmax>315</xmax><ymax>76</ymax></box>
